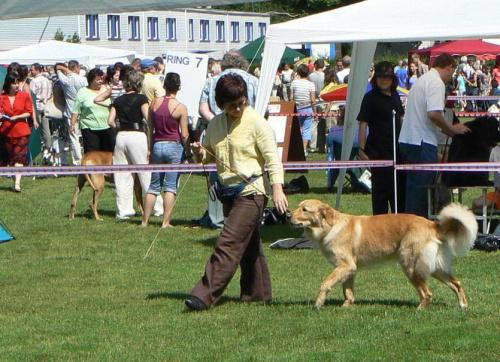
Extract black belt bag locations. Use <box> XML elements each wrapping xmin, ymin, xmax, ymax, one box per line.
<box><xmin>214</xmin><ymin>175</ymin><xmax>261</xmax><ymax>203</ymax></box>
<box><xmin>118</xmin><ymin>121</ymin><xmax>146</xmax><ymax>132</ymax></box>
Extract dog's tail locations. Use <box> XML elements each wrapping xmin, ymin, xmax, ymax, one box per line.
<box><xmin>437</xmin><ymin>203</ymin><xmax>478</xmax><ymax>257</ymax></box>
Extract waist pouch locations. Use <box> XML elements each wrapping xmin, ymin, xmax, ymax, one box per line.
<box><xmin>118</xmin><ymin>121</ymin><xmax>146</xmax><ymax>132</ymax></box>
<box><xmin>214</xmin><ymin>175</ymin><xmax>260</xmax><ymax>203</ymax></box>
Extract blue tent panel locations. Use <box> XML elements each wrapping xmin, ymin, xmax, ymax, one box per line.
<box><xmin>0</xmin><ymin>221</ymin><xmax>14</xmax><ymax>242</ymax></box>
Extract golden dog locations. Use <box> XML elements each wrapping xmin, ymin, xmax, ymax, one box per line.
<box><xmin>69</xmin><ymin>151</ymin><xmax>143</xmax><ymax>220</ymax></box>
<box><xmin>288</xmin><ymin>199</ymin><xmax>478</xmax><ymax>309</ymax></box>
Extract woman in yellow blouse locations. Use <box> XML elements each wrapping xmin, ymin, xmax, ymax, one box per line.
<box><xmin>185</xmin><ymin>73</ymin><xmax>288</xmax><ymax>311</ymax></box>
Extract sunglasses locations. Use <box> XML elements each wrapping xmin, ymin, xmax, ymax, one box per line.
<box><xmin>225</xmin><ymin>98</ymin><xmax>247</xmax><ymax>111</ymax></box>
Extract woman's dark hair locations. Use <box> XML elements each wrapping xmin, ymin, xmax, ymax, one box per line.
<box><xmin>215</xmin><ymin>73</ymin><xmax>247</xmax><ymax>109</ymax></box>
<box><xmin>324</xmin><ymin>66</ymin><xmax>339</xmax><ymax>85</ymax></box>
<box><xmin>17</xmin><ymin>65</ymin><xmax>29</xmax><ymax>81</ymax></box>
<box><xmin>296</xmin><ymin>64</ymin><xmax>309</xmax><ymax>78</ymax></box>
<box><xmin>7</xmin><ymin>62</ymin><xmax>20</xmax><ymax>73</ymax></box>
<box><xmin>105</xmin><ymin>66</ymin><xmax>119</xmax><ymax>83</ymax></box>
<box><xmin>86</xmin><ymin>68</ymin><xmax>104</xmax><ymax>85</ymax></box>
<box><xmin>164</xmin><ymin>72</ymin><xmax>181</xmax><ymax>92</ymax></box>
<box><xmin>2</xmin><ymin>71</ymin><xmax>20</xmax><ymax>93</ymax></box>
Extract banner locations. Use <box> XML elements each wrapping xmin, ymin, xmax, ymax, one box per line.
<box><xmin>163</xmin><ymin>51</ymin><xmax>208</xmax><ymax>118</ymax></box>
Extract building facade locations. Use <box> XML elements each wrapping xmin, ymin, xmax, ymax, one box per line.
<box><xmin>0</xmin><ymin>8</ymin><xmax>269</xmax><ymax>58</ymax></box>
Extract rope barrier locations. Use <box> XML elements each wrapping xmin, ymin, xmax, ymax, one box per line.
<box><xmin>0</xmin><ymin>160</ymin><xmax>394</xmax><ymax>176</ymax></box>
<box><xmin>396</xmin><ymin>162</ymin><xmax>500</xmax><ymax>172</ymax></box>
<box><xmin>3</xmin><ymin>160</ymin><xmax>500</xmax><ymax>176</ymax></box>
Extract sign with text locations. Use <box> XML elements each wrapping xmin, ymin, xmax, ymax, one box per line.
<box><xmin>164</xmin><ymin>51</ymin><xmax>208</xmax><ymax>117</ymax></box>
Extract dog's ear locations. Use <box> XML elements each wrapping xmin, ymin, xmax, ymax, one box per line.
<box><xmin>320</xmin><ymin>204</ymin><xmax>335</xmax><ymax>226</ymax></box>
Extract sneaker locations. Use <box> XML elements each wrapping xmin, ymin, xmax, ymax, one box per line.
<box><xmin>13</xmin><ymin>185</ymin><xmax>21</xmax><ymax>193</ymax></box>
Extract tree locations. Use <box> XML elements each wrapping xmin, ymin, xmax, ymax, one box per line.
<box><xmin>216</xmin><ymin>0</ymin><xmax>362</xmax><ymax>23</ymax></box>
<box><xmin>53</xmin><ymin>29</ymin><xmax>81</xmax><ymax>43</ymax></box>
<box><xmin>66</xmin><ymin>32</ymin><xmax>81</xmax><ymax>44</ymax></box>
<box><xmin>54</xmin><ymin>28</ymin><xmax>65</xmax><ymax>41</ymax></box>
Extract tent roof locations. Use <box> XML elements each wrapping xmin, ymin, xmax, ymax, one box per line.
<box><xmin>411</xmin><ymin>39</ymin><xmax>500</xmax><ymax>57</ymax></box>
<box><xmin>239</xmin><ymin>36</ymin><xmax>305</xmax><ymax>65</ymax></box>
<box><xmin>0</xmin><ymin>41</ymin><xmax>136</xmax><ymax>68</ymax></box>
<box><xmin>0</xmin><ymin>0</ymin><xmax>266</xmax><ymax>20</ymax></box>
<box><xmin>266</xmin><ymin>0</ymin><xmax>500</xmax><ymax>44</ymax></box>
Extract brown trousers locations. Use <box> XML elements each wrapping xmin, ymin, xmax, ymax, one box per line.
<box><xmin>191</xmin><ymin>194</ymin><xmax>271</xmax><ymax>307</ymax></box>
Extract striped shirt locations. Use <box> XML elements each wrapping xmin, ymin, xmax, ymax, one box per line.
<box><xmin>199</xmin><ymin>68</ymin><xmax>258</xmax><ymax>116</ymax></box>
<box><xmin>57</xmin><ymin>70</ymin><xmax>88</xmax><ymax>119</ymax></box>
<box><xmin>30</xmin><ymin>74</ymin><xmax>53</xmax><ymax>112</ymax></box>
<box><xmin>291</xmin><ymin>78</ymin><xmax>315</xmax><ymax>105</ymax></box>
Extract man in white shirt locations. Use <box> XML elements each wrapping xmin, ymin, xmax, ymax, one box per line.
<box><xmin>30</xmin><ymin>63</ymin><xmax>53</xmax><ymax>157</ymax></box>
<box><xmin>280</xmin><ymin>63</ymin><xmax>294</xmax><ymax>101</ymax></box>
<box><xmin>307</xmin><ymin>59</ymin><xmax>325</xmax><ymax>151</ymax></box>
<box><xmin>336</xmin><ymin>55</ymin><xmax>351</xmax><ymax>84</ymax></box>
<box><xmin>56</xmin><ymin>60</ymin><xmax>88</xmax><ymax>165</ymax></box>
<box><xmin>398</xmin><ymin>53</ymin><xmax>470</xmax><ymax>217</ymax></box>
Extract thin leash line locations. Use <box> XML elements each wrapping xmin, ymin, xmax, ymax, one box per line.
<box><xmin>200</xmin><ymin>145</ymin><xmax>270</xmax><ymax>198</ymax></box>
<box><xmin>143</xmin><ymin>171</ymin><xmax>193</xmax><ymax>260</ymax></box>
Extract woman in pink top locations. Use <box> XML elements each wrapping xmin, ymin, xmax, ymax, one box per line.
<box><xmin>141</xmin><ymin>72</ymin><xmax>193</xmax><ymax>228</ymax></box>
<box><xmin>492</xmin><ymin>56</ymin><xmax>500</xmax><ymax>85</ymax></box>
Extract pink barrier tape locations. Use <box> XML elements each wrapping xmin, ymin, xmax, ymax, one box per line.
<box><xmin>4</xmin><ymin>161</ymin><xmax>496</xmax><ymax>175</ymax></box>
<box><xmin>396</xmin><ymin>162</ymin><xmax>500</xmax><ymax>172</ymax></box>
<box><xmin>0</xmin><ymin>160</ymin><xmax>394</xmax><ymax>176</ymax></box>
<box><xmin>270</xmin><ymin>112</ymin><xmax>340</xmax><ymax>117</ymax></box>
<box><xmin>271</xmin><ymin>110</ymin><xmax>500</xmax><ymax>118</ymax></box>
<box><xmin>447</xmin><ymin>95</ymin><xmax>500</xmax><ymax>100</ymax></box>
<box><xmin>455</xmin><ymin>111</ymin><xmax>500</xmax><ymax>117</ymax></box>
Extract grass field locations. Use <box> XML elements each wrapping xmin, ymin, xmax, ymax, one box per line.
<box><xmin>0</xmin><ymin>157</ymin><xmax>499</xmax><ymax>361</ymax></box>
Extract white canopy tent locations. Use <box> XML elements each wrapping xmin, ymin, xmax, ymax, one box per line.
<box><xmin>0</xmin><ymin>0</ymin><xmax>266</xmax><ymax>20</ymax></box>
<box><xmin>256</xmin><ymin>0</ymin><xmax>500</xmax><ymax>208</ymax></box>
<box><xmin>0</xmin><ymin>41</ymin><xmax>136</xmax><ymax>69</ymax></box>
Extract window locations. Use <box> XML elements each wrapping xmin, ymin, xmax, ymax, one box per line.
<box><xmin>245</xmin><ymin>22</ymin><xmax>253</xmax><ymax>42</ymax></box>
<box><xmin>128</xmin><ymin>16</ymin><xmax>140</xmax><ymax>40</ymax></box>
<box><xmin>147</xmin><ymin>17</ymin><xmax>159</xmax><ymax>40</ymax></box>
<box><xmin>188</xmin><ymin>19</ymin><xmax>194</xmax><ymax>41</ymax></box>
<box><xmin>107</xmin><ymin>15</ymin><xmax>120</xmax><ymax>40</ymax></box>
<box><xmin>258</xmin><ymin>22</ymin><xmax>266</xmax><ymax>37</ymax></box>
<box><xmin>200</xmin><ymin>19</ymin><xmax>209</xmax><ymax>42</ymax></box>
<box><xmin>166</xmin><ymin>18</ymin><xmax>177</xmax><ymax>40</ymax></box>
<box><xmin>216</xmin><ymin>21</ymin><xmax>225</xmax><ymax>42</ymax></box>
<box><xmin>86</xmin><ymin>14</ymin><xmax>99</xmax><ymax>39</ymax></box>
<box><xmin>231</xmin><ymin>21</ymin><xmax>239</xmax><ymax>42</ymax></box>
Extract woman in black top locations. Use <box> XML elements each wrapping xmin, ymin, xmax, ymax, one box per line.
<box><xmin>357</xmin><ymin>61</ymin><xmax>405</xmax><ymax>215</ymax></box>
<box><xmin>108</xmin><ymin>68</ymin><xmax>154</xmax><ymax>220</ymax></box>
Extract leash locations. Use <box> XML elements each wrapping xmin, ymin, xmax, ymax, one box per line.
<box><xmin>143</xmin><ymin>170</ymin><xmax>193</xmax><ymax>260</ymax></box>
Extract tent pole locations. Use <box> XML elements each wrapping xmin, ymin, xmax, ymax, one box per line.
<box><xmin>392</xmin><ymin>110</ymin><xmax>398</xmax><ymax>214</ymax></box>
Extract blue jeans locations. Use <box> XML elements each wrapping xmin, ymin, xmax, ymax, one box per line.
<box><xmin>147</xmin><ymin>141</ymin><xmax>183</xmax><ymax>195</ymax></box>
<box><xmin>399</xmin><ymin>142</ymin><xmax>437</xmax><ymax>217</ymax></box>
<box><xmin>298</xmin><ymin>106</ymin><xmax>313</xmax><ymax>140</ymax></box>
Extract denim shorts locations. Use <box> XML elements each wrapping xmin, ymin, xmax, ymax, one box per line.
<box><xmin>147</xmin><ymin>141</ymin><xmax>184</xmax><ymax>195</ymax></box>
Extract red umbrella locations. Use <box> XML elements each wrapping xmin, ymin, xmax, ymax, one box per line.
<box><xmin>320</xmin><ymin>83</ymin><xmax>409</xmax><ymax>102</ymax></box>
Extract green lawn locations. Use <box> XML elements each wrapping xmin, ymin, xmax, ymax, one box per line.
<box><xmin>0</xmin><ymin>159</ymin><xmax>499</xmax><ymax>361</ymax></box>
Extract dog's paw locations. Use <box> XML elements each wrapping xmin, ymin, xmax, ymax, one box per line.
<box><xmin>314</xmin><ymin>299</ymin><xmax>325</xmax><ymax>309</ymax></box>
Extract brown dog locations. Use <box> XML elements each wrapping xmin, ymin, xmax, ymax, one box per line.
<box><xmin>69</xmin><ymin>151</ymin><xmax>144</xmax><ymax>220</ymax></box>
<box><xmin>288</xmin><ymin>199</ymin><xmax>478</xmax><ymax>309</ymax></box>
